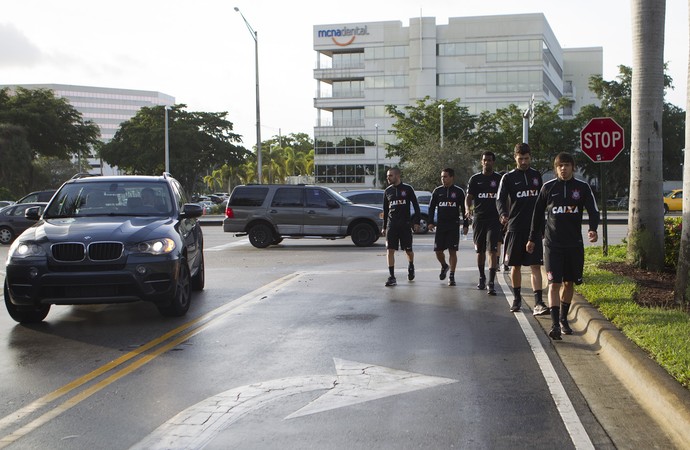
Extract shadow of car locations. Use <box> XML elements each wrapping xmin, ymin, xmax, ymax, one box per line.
<box><xmin>0</xmin><ymin>202</ymin><xmax>47</xmax><ymax>245</ymax></box>
<box><xmin>339</xmin><ymin>189</ymin><xmax>431</xmax><ymax>234</ymax></box>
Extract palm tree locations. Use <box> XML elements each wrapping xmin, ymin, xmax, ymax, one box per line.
<box><xmin>628</xmin><ymin>0</ymin><xmax>666</xmax><ymax>270</ymax></box>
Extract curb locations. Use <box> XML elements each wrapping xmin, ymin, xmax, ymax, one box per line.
<box><xmin>569</xmin><ymin>294</ymin><xmax>690</xmax><ymax>448</ymax></box>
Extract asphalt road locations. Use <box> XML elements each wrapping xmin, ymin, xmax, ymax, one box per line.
<box><xmin>0</xmin><ymin>223</ymin><xmax>676</xmax><ymax>449</ymax></box>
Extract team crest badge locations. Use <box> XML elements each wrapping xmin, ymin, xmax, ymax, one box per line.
<box><xmin>450</xmin><ymin>192</ymin><xmax>457</xmax><ymax>199</ymax></box>
<box><xmin>532</xmin><ymin>178</ymin><xmax>540</xmax><ymax>187</ymax></box>
<box><xmin>401</xmin><ymin>191</ymin><xmax>407</xmax><ymax>197</ymax></box>
<box><xmin>572</xmin><ymin>189</ymin><xmax>581</xmax><ymax>200</ymax></box>
<box><xmin>490</xmin><ymin>180</ymin><xmax>497</xmax><ymax>188</ymax></box>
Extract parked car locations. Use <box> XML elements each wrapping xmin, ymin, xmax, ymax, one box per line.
<box><xmin>0</xmin><ymin>200</ymin><xmax>15</xmax><ymax>209</ymax></box>
<box><xmin>223</xmin><ymin>184</ymin><xmax>383</xmax><ymax>248</ymax></box>
<box><xmin>663</xmin><ymin>189</ymin><xmax>683</xmax><ymax>214</ymax></box>
<box><xmin>3</xmin><ymin>173</ymin><xmax>205</xmax><ymax>323</ymax></box>
<box><xmin>339</xmin><ymin>189</ymin><xmax>432</xmax><ymax>234</ymax></box>
<box><xmin>16</xmin><ymin>190</ymin><xmax>56</xmax><ymax>204</ymax></box>
<box><xmin>0</xmin><ymin>202</ymin><xmax>47</xmax><ymax>245</ymax></box>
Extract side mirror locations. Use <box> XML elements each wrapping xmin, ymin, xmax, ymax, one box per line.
<box><xmin>326</xmin><ymin>198</ymin><xmax>339</xmax><ymax>209</ymax></box>
<box><xmin>181</xmin><ymin>203</ymin><xmax>204</xmax><ymax>218</ymax></box>
<box><xmin>25</xmin><ymin>206</ymin><xmax>41</xmax><ymax>221</ymax></box>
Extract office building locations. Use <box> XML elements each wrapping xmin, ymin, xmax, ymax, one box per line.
<box><xmin>1</xmin><ymin>84</ymin><xmax>174</xmax><ymax>175</ymax></box>
<box><xmin>313</xmin><ymin>14</ymin><xmax>603</xmax><ymax>188</ymax></box>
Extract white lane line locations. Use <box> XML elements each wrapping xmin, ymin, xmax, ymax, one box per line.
<box><xmin>495</xmin><ymin>276</ymin><xmax>595</xmax><ymax>449</ymax></box>
<box><xmin>205</xmin><ymin>239</ymin><xmax>249</xmax><ymax>251</ymax></box>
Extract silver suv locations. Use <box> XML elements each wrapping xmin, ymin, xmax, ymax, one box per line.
<box><xmin>223</xmin><ymin>184</ymin><xmax>383</xmax><ymax>248</ymax></box>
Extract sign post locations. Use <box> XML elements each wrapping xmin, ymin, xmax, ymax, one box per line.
<box><xmin>580</xmin><ymin>117</ymin><xmax>626</xmax><ymax>255</ymax></box>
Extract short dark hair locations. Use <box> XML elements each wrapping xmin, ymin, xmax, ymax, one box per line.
<box><xmin>442</xmin><ymin>168</ymin><xmax>455</xmax><ymax>177</ymax></box>
<box><xmin>553</xmin><ymin>152</ymin><xmax>575</xmax><ymax>169</ymax></box>
<box><xmin>482</xmin><ymin>151</ymin><xmax>496</xmax><ymax>161</ymax></box>
<box><xmin>514</xmin><ymin>143</ymin><xmax>530</xmax><ymax>155</ymax></box>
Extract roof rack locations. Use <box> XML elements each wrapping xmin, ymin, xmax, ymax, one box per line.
<box><xmin>70</xmin><ymin>172</ymin><xmax>98</xmax><ymax>179</ymax></box>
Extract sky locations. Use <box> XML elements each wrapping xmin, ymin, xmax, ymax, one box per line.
<box><xmin>1</xmin><ymin>0</ymin><xmax>688</xmax><ymax>147</ymax></box>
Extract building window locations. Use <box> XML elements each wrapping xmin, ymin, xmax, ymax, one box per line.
<box><xmin>314</xmin><ymin>164</ymin><xmax>376</xmax><ymax>184</ymax></box>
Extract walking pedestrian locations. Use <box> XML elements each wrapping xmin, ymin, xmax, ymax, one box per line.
<box><xmin>496</xmin><ymin>143</ymin><xmax>549</xmax><ymax>314</ymax></box>
<box><xmin>527</xmin><ymin>152</ymin><xmax>599</xmax><ymax>339</ymax></box>
<box><xmin>428</xmin><ymin>168</ymin><xmax>469</xmax><ymax>286</ymax></box>
<box><xmin>382</xmin><ymin>167</ymin><xmax>421</xmax><ymax>287</ymax></box>
<box><xmin>465</xmin><ymin>152</ymin><xmax>503</xmax><ymax>295</ymax></box>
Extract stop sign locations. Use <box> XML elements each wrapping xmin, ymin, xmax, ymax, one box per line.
<box><xmin>580</xmin><ymin>117</ymin><xmax>625</xmax><ymax>162</ymax></box>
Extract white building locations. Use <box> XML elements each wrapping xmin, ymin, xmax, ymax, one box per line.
<box><xmin>313</xmin><ymin>14</ymin><xmax>603</xmax><ymax>189</ymax></box>
<box><xmin>1</xmin><ymin>84</ymin><xmax>174</xmax><ymax>175</ymax></box>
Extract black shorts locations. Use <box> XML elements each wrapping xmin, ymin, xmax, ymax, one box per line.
<box><xmin>473</xmin><ymin>220</ymin><xmax>501</xmax><ymax>254</ymax></box>
<box><xmin>545</xmin><ymin>245</ymin><xmax>585</xmax><ymax>284</ymax></box>
<box><xmin>434</xmin><ymin>227</ymin><xmax>459</xmax><ymax>252</ymax></box>
<box><xmin>504</xmin><ymin>230</ymin><xmax>543</xmax><ymax>266</ymax></box>
<box><xmin>386</xmin><ymin>223</ymin><xmax>413</xmax><ymax>251</ymax></box>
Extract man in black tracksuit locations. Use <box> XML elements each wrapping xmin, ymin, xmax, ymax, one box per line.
<box><xmin>382</xmin><ymin>167</ymin><xmax>420</xmax><ymax>286</ymax></box>
<box><xmin>527</xmin><ymin>152</ymin><xmax>599</xmax><ymax>340</ymax></box>
<box><xmin>428</xmin><ymin>168</ymin><xmax>469</xmax><ymax>286</ymax></box>
<box><xmin>497</xmin><ymin>143</ymin><xmax>548</xmax><ymax>314</ymax></box>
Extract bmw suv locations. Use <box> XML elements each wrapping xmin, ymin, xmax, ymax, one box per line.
<box><xmin>3</xmin><ymin>173</ymin><xmax>205</xmax><ymax>323</ymax></box>
<box><xmin>224</xmin><ymin>184</ymin><xmax>383</xmax><ymax>248</ymax></box>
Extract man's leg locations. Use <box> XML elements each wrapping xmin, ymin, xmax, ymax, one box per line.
<box><xmin>487</xmin><ymin>250</ymin><xmax>498</xmax><ymax>295</ymax></box>
<box><xmin>385</xmin><ymin>249</ymin><xmax>397</xmax><ymax>286</ymax></box>
<box><xmin>548</xmin><ymin>281</ymin><xmax>562</xmax><ymax>340</ymax></box>
<box><xmin>559</xmin><ymin>281</ymin><xmax>575</xmax><ymax>335</ymax></box>
<box><xmin>405</xmin><ymin>249</ymin><xmax>415</xmax><ymax>281</ymax></box>
<box><xmin>510</xmin><ymin>265</ymin><xmax>522</xmax><ymax>312</ymax></box>
<box><xmin>477</xmin><ymin>251</ymin><xmax>487</xmax><ymax>289</ymax></box>
<box><xmin>448</xmin><ymin>249</ymin><xmax>457</xmax><ymax>286</ymax></box>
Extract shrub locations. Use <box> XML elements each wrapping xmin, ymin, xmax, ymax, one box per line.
<box><xmin>664</xmin><ymin>216</ymin><xmax>682</xmax><ymax>270</ymax></box>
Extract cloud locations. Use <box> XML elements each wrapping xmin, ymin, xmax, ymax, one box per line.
<box><xmin>0</xmin><ymin>23</ymin><xmax>45</xmax><ymax>67</ymax></box>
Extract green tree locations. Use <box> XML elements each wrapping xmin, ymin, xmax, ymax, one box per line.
<box><xmin>101</xmin><ymin>105</ymin><xmax>248</xmax><ymax>195</ymax></box>
<box><xmin>402</xmin><ymin>135</ymin><xmax>474</xmax><ymax>191</ymax></box>
<box><xmin>0</xmin><ymin>124</ymin><xmax>33</xmax><ymax>197</ymax></box>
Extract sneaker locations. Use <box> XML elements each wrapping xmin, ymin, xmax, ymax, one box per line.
<box><xmin>510</xmin><ymin>298</ymin><xmax>521</xmax><ymax>312</ymax></box>
<box><xmin>560</xmin><ymin>320</ymin><xmax>573</xmax><ymax>335</ymax></box>
<box><xmin>448</xmin><ymin>276</ymin><xmax>456</xmax><ymax>286</ymax></box>
<box><xmin>477</xmin><ymin>277</ymin><xmax>486</xmax><ymax>290</ymax></box>
<box><xmin>439</xmin><ymin>264</ymin><xmax>449</xmax><ymax>280</ymax></box>
<box><xmin>503</xmin><ymin>264</ymin><xmax>509</xmax><ymax>272</ymax></box>
<box><xmin>487</xmin><ymin>282</ymin><xmax>496</xmax><ymax>295</ymax></box>
<box><xmin>533</xmin><ymin>303</ymin><xmax>550</xmax><ymax>316</ymax></box>
<box><xmin>408</xmin><ymin>266</ymin><xmax>415</xmax><ymax>281</ymax></box>
<box><xmin>549</xmin><ymin>325</ymin><xmax>562</xmax><ymax>340</ymax></box>
<box><xmin>385</xmin><ymin>276</ymin><xmax>397</xmax><ymax>287</ymax></box>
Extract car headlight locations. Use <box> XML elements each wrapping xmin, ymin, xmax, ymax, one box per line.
<box><xmin>7</xmin><ymin>240</ymin><xmax>46</xmax><ymax>262</ymax></box>
<box><xmin>135</xmin><ymin>238</ymin><xmax>176</xmax><ymax>255</ymax></box>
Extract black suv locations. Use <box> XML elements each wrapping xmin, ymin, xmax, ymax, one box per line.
<box><xmin>3</xmin><ymin>173</ymin><xmax>205</xmax><ymax>323</ymax></box>
<box><xmin>224</xmin><ymin>184</ymin><xmax>383</xmax><ymax>248</ymax></box>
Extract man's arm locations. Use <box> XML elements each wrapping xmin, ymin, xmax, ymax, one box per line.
<box><xmin>496</xmin><ymin>173</ymin><xmax>510</xmax><ymax>225</ymax></box>
<box><xmin>583</xmin><ymin>181</ymin><xmax>600</xmax><ymax>242</ymax></box>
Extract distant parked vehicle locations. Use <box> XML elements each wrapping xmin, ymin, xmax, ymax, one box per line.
<box><xmin>663</xmin><ymin>189</ymin><xmax>682</xmax><ymax>214</ymax></box>
<box><xmin>0</xmin><ymin>202</ymin><xmax>47</xmax><ymax>245</ymax></box>
<box><xmin>339</xmin><ymin>189</ymin><xmax>431</xmax><ymax>234</ymax></box>
<box><xmin>16</xmin><ymin>190</ymin><xmax>56</xmax><ymax>204</ymax></box>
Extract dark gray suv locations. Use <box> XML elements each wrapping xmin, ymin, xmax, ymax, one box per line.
<box><xmin>223</xmin><ymin>184</ymin><xmax>383</xmax><ymax>248</ymax></box>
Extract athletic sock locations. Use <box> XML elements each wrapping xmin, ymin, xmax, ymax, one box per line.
<box><xmin>550</xmin><ymin>306</ymin><xmax>561</xmax><ymax>327</ymax></box>
<box><xmin>389</xmin><ymin>266</ymin><xmax>395</xmax><ymax>277</ymax></box>
<box><xmin>513</xmin><ymin>286</ymin><xmax>521</xmax><ymax>300</ymax></box>
<box><xmin>560</xmin><ymin>302</ymin><xmax>571</xmax><ymax>321</ymax></box>
<box><xmin>478</xmin><ymin>266</ymin><xmax>486</xmax><ymax>279</ymax></box>
<box><xmin>489</xmin><ymin>268</ymin><xmax>497</xmax><ymax>283</ymax></box>
<box><xmin>535</xmin><ymin>289</ymin><xmax>543</xmax><ymax>305</ymax></box>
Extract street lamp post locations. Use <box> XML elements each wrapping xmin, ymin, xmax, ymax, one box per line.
<box><xmin>234</xmin><ymin>7</ymin><xmax>262</xmax><ymax>184</ymax></box>
<box><xmin>374</xmin><ymin>124</ymin><xmax>379</xmax><ymax>188</ymax></box>
<box><xmin>164</xmin><ymin>105</ymin><xmax>171</xmax><ymax>173</ymax></box>
<box><xmin>438</xmin><ymin>104</ymin><xmax>444</xmax><ymax>148</ymax></box>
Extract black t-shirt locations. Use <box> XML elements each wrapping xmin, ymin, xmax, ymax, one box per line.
<box><xmin>466</xmin><ymin>171</ymin><xmax>502</xmax><ymax>222</ymax></box>
<box><xmin>383</xmin><ymin>182</ymin><xmax>420</xmax><ymax>229</ymax></box>
<box><xmin>496</xmin><ymin>167</ymin><xmax>543</xmax><ymax>232</ymax></box>
<box><xmin>428</xmin><ymin>184</ymin><xmax>469</xmax><ymax>231</ymax></box>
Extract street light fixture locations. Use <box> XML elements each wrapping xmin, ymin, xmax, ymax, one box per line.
<box><xmin>164</xmin><ymin>105</ymin><xmax>171</xmax><ymax>173</ymax></box>
<box><xmin>374</xmin><ymin>124</ymin><xmax>379</xmax><ymax>188</ymax></box>
<box><xmin>234</xmin><ymin>6</ymin><xmax>262</xmax><ymax>183</ymax></box>
<box><xmin>438</xmin><ymin>104</ymin><xmax>445</xmax><ymax>148</ymax></box>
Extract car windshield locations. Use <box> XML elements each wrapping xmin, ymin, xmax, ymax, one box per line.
<box><xmin>44</xmin><ymin>181</ymin><xmax>173</xmax><ymax>218</ymax></box>
<box><xmin>322</xmin><ymin>187</ymin><xmax>353</xmax><ymax>204</ymax></box>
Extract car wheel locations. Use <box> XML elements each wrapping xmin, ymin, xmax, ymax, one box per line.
<box><xmin>664</xmin><ymin>204</ymin><xmax>669</xmax><ymax>215</ymax></box>
<box><xmin>191</xmin><ymin>251</ymin><xmax>205</xmax><ymax>292</ymax></box>
<box><xmin>158</xmin><ymin>259</ymin><xmax>191</xmax><ymax>317</ymax></box>
<box><xmin>248</xmin><ymin>223</ymin><xmax>274</xmax><ymax>248</ymax></box>
<box><xmin>0</xmin><ymin>226</ymin><xmax>14</xmax><ymax>245</ymax></box>
<box><xmin>4</xmin><ymin>280</ymin><xmax>50</xmax><ymax>323</ymax></box>
<box><xmin>351</xmin><ymin>223</ymin><xmax>377</xmax><ymax>247</ymax></box>
<box><xmin>272</xmin><ymin>237</ymin><xmax>284</xmax><ymax>245</ymax></box>
<box><xmin>416</xmin><ymin>215</ymin><xmax>429</xmax><ymax>234</ymax></box>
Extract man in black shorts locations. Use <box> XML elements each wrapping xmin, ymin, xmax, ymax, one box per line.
<box><xmin>428</xmin><ymin>168</ymin><xmax>469</xmax><ymax>286</ymax></box>
<box><xmin>466</xmin><ymin>152</ymin><xmax>503</xmax><ymax>295</ymax></box>
<box><xmin>496</xmin><ymin>143</ymin><xmax>549</xmax><ymax>314</ymax></box>
<box><xmin>527</xmin><ymin>152</ymin><xmax>599</xmax><ymax>340</ymax></box>
<box><xmin>382</xmin><ymin>167</ymin><xmax>421</xmax><ymax>286</ymax></box>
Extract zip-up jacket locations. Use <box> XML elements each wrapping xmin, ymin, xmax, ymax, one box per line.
<box><xmin>529</xmin><ymin>177</ymin><xmax>600</xmax><ymax>247</ymax></box>
<box><xmin>466</xmin><ymin>171</ymin><xmax>502</xmax><ymax>223</ymax></box>
<box><xmin>496</xmin><ymin>167</ymin><xmax>543</xmax><ymax>232</ymax></box>
<box><xmin>383</xmin><ymin>182</ymin><xmax>420</xmax><ymax>229</ymax></box>
<box><xmin>428</xmin><ymin>184</ymin><xmax>469</xmax><ymax>231</ymax></box>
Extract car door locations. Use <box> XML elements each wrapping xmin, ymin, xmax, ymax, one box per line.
<box><xmin>303</xmin><ymin>187</ymin><xmax>343</xmax><ymax>235</ymax></box>
<box><xmin>269</xmin><ymin>187</ymin><xmax>305</xmax><ymax>234</ymax></box>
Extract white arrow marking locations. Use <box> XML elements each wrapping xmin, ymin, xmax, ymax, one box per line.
<box><xmin>131</xmin><ymin>359</ymin><xmax>456</xmax><ymax>450</ymax></box>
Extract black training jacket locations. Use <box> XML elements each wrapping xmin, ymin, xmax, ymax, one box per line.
<box><xmin>496</xmin><ymin>167</ymin><xmax>543</xmax><ymax>232</ymax></box>
<box><xmin>383</xmin><ymin>182</ymin><xmax>420</xmax><ymax>229</ymax></box>
<box><xmin>428</xmin><ymin>184</ymin><xmax>469</xmax><ymax>231</ymax></box>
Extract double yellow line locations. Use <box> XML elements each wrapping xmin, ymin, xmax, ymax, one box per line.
<box><xmin>0</xmin><ymin>272</ymin><xmax>302</xmax><ymax>448</ymax></box>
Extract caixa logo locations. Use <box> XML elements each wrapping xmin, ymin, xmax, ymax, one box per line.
<box><xmin>317</xmin><ymin>25</ymin><xmax>369</xmax><ymax>46</ymax></box>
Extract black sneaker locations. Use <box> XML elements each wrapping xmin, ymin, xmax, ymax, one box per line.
<box><xmin>487</xmin><ymin>282</ymin><xmax>496</xmax><ymax>295</ymax></box>
<box><xmin>439</xmin><ymin>264</ymin><xmax>449</xmax><ymax>280</ymax></box>
<box><xmin>560</xmin><ymin>320</ymin><xmax>573</xmax><ymax>335</ymax></box>
<box><xmin>448</xmin><ymin>276</ymin><xmax>456</xmax><ymax>286</ymax></box>
<box><xmin>477</xmin><ymin>277</ymin><xmax>486</xmax><ymax>290</ymax></box>
<box><xmin>549</xmin><ymin>325</ymin><xmax>562</xmax><ymax>340</ymax></box>
<box><xmin>408</xmin><ymin>266</ymin><xmax>415</xmax><ymax>281</ymax></box>
<box><xmin>533</xmin><ymin>303</ymin><xmax>550</xmax><ymax>316</ymax></box>
<box><xmin>510</xmin><ymin>298</ymin><xmax>521</xmax><ymax>312</ymax></box>
<box><xmin>503</xmin><ymin>264</ymin><xmax>509</xmax><ymax>272</ymax></box>
<box><xmin>385</xmin><ymin>276</ymin><xmax>397</xmax><ymax>287</ymax></box>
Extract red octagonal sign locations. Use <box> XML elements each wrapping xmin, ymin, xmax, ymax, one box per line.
<box><xmin>580</xmin><ymin>117</ymin><xmax>625</xmax><ymax>163</ymax></box>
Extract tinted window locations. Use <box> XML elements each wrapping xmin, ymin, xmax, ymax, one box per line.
<box><xmin>230</xmin><ymin>187</ymin><xmax>269</xmax><ymax>207</ymax></box>
<box><xmin>306</xmin><ymin>188</ymin><xmax>332</xmax><ymax>208</ymax></box>
<box><xmin>271</xmin><ymin>188</ymin><xmax>303</xmax><ymax>207</ymax></box>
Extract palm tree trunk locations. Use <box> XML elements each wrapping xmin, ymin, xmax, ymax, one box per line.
<box><xmin>628</xmin><ymin>0</ymin><xmax>666</xmax><ymax>270</ymax></box>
